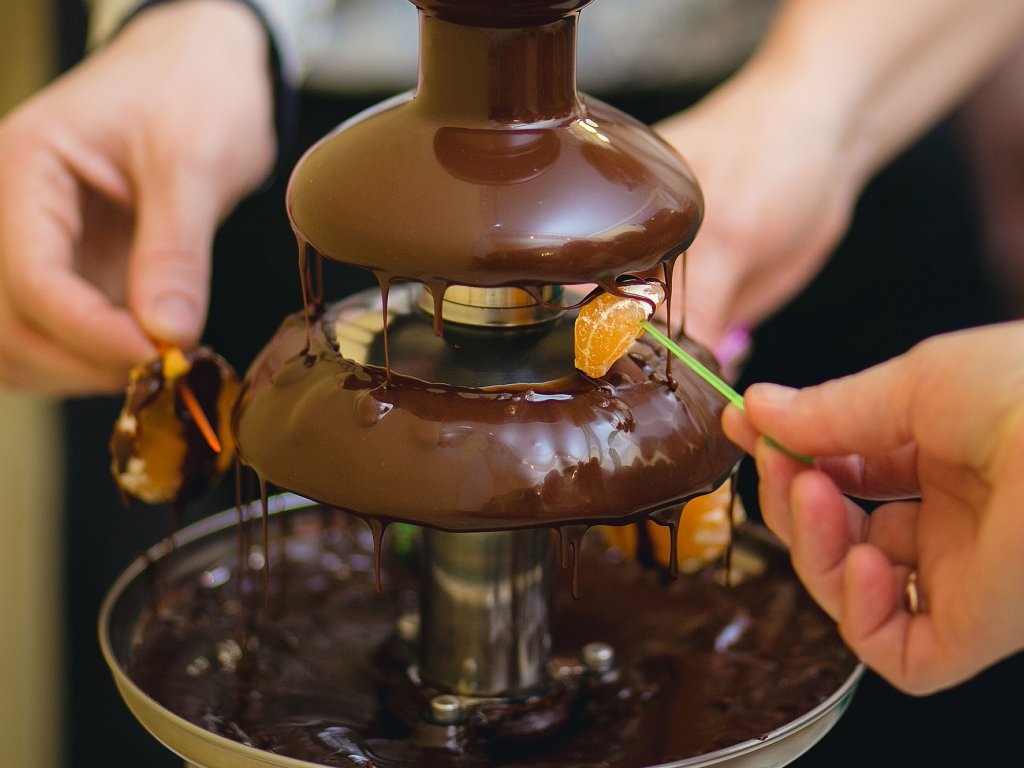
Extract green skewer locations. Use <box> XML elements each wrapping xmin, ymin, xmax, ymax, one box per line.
<box><xmin>640</xmin><ymin>321</ymin><xmax>814</xmax><ymax>466</ymax></box>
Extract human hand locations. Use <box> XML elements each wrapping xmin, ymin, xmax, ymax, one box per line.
<box><xmin>722</xmin><ymin>322</ymin><xmax>1024</xmax><ymax>694</ymax></box>
<box><xmin>0</xmin><ymin>0</ymin><xmax>275</xmax><ymax>394</ymax></box>
<box><xmin>656</xmin><ymin>60</ymin><xmax>861</xmax><ymax>351</ymax></box>
<box><xmin>657</xmin><ymin>0</ymin><xmax>1024</xmax><ymax>353</ymax></box>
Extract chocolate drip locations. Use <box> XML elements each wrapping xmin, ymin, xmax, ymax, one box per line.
<box><xmin>557</xmin><ymin>524</ymin><xmax>589</xmax><ymax>599</ymax></box>
<box><xmin>425</xmin><ymin>280</ymin><xmax>447</xmax><ymax>337</ymax></box>
<box><xmin>234</xmin><ymin>303</ymin><xmax>741</xmax><ymax>533</ymax></box>
<box><xmin>377</xmin><ymin>273</ymin><xmax>393</xmax><ymax>381</ymax></box>
<box><xmin>365</xmin><ymin>516</ymin><xmax>389</xmax><ymax>595</ymax></box>
<box><xmin>297</xmin><ymin>237</ymin><xmax>314</xmax><ymax>350</ymax></box>
<box><xmin>663</xmin><ymin>254</ymin><xmax>679</xmax><ymax>386</ymax></box>
<box><xmin>259</xmin><ymin>477</ymin><xmax>271</xmax><ymax>611</ymax></box>
<box><xmin>723</xmin><ymin>472</ymin><xmax>738</xmax><ymax>588</ymax></box>
<box><xmin>233</xmin><ymin>458</ymin><xmax>252</xmax><ymax>637</ymax></box>
<box><xmin>649</xmin><ymin>505</ymin><xmax>684</xmax><ymax>579</ymax></box>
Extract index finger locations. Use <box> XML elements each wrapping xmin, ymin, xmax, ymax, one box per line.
<box><xmin>744</xmin><ymin>325</ymin><xmax>1024</xmax><ymax>473</ymax></box>
<box><xmin>741</xmin><ymin>358</ymin><xmax>914</xmax><ymax>460</ymax></box>
<box><xmin>0</xmin><ymin>148</ymin><xmax>153</xmax><ymax>368</ymax></box>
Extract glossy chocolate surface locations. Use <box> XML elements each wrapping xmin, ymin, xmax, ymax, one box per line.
<box><xmin>233</xmin><ymin>289</ymin><xmax>741</xmax><ymax>532</ymax></box>
<box><xmin>111</xmin><ymin>348</ymin><xmax>238</xmax><ymax>508</ymax></box>
<box><xmin>413</xmin><ymin>0</ymin><xmax>595</xmax><ymax>27</ymax></box>
<box><xmin>286</xmin><ymin>10</ymin><xmax>702</xmax><ymax>288</ymax></box>
<box><xmin>254</xmin><ymin>0</ymin><xmax>718</xmax><ymax>531</ymax></box>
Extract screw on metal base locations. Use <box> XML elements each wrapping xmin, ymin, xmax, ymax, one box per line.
<box><xmin>397</xmin><ymin>612</ymin><xmax>420</xmax><ymax>643</ymax></box>
<box><xmin>430</xmin><ymin>694</ymin><xmax>467</xmax><ymax>725</ymax></box>
<box><xmin>582</xmin><ymin>642</ymin><xmax>616</xmax><ymax>674</ymax></box>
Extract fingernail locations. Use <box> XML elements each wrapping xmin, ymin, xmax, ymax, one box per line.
<box><xmin>147</xmin><ymin>293</ymin><xmax>200</xmax><ymax>343</ymax></box>
<box><xmin>714</xmin><ymin>325</ymin><xmax>752</xmax><ymax>378</ymax></box>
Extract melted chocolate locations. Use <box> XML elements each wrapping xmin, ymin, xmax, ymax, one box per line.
<box><xmin>110</xmin><ymin>6</ymin><xmax>858</xmax><ymax>767</ymax></box>
<box><xmin>234</xmin><ymin>0</ymin><xmax>721</xmax><ymax>534</ymax></box>
<box><xmin>111</xmin><ymin>347</ymin><xmax>238</xmax><ymax>508</ymax></box>
<box><xmin>125</xmin><ymin>509</ymin><xmax>857</xmax><ymax>767</ymax></box>
<box><xmin>233</xmin><ymin>297</ymin><xmax>741</xmax><ymax>532</ymax></box>
<box><xmin>286</xmin><ymin>10</ymin><xmax>702</xmax><ymax>293</ymax></box>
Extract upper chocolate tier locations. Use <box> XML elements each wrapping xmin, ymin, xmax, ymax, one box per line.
<box><xmin>286</xmin><ymin>8</ymin><xmax>702</xmax><ymax>288</ymax></box>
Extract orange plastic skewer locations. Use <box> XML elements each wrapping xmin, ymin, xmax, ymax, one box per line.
<box><xmin>154</xmin><ymin>340</ymin><xmax>222</xmax><ymax>454</ymax></box>
<box><xmin>177</xmin><ymin>378</ymin><xmax>223</xmax><ymax>454</ymax></box>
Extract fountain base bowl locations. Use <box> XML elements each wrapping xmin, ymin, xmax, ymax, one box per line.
<box><xmin>101</xmin><ymin>495</ymin><xmax>861</xmax><ymax>768</ymax></box>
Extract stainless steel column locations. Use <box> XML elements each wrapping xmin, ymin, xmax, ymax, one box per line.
<box><xmin>419</xmin><ymin>528</ymin><xmax>552</xmax><ymax>697</ymax></box>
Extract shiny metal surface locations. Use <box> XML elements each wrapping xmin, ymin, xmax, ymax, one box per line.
<box><xmin>327</xmin><ymin>282</ymin><xmax>577</xmax><ymax>387</ymax></box>
<box><xmin>101</xmin><ymin>496</ymin><xmax>863</xmax><ymax>768</ymax></box>
<box><xmin>416</xmin><ymin>284</ymin><xmax>564</xmax><ymax>327</ymax></box>
<box><xmin>420</xmin><ymin>529</ymin><xmax>552</xmax><ymax>696</ymax></box>
<box><xmin>328</xmin><ymin>282</ymin><xmax>560</xmax><ymax>696</ymax></box>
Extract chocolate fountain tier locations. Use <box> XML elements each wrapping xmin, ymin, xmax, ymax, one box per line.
<box><xmin>233</xmin><ymin>285</ymin><xmax>741</xmax><ymax>531</ymax></box>
<box><xmin>101</xmin><ymin>497</ymin><xmax>863</xmax><ymax>768</ymax></box>
<box><xmin>286</xmin><ymin>4</ymin><xmax>702</xmax><ymax>288</ymax></box>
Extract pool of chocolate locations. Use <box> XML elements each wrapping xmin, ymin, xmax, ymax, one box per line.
<box><xmin>107</xmin><ymin>501</ymin><xmax>860</xmax><ymax>768</ymax></box>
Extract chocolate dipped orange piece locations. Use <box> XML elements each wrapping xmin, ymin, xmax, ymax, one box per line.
<box><xmin>111</xmin><ymin>346</ymin><xmax>238</xmax><ymax>507</ymax></box>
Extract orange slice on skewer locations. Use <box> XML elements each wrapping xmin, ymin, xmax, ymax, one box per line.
<box><xmin>574</xmin><ymin>283</ymin><xmax>665</xmax><ymax>377</ymax></box>
<box><xmin>111</xmin><ymin>345</ymin><xmax>239</xmax><ymax>506</ymax></box>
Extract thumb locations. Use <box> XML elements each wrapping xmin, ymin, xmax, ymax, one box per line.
<box><xmin>128</xmin><ymin>167</ymin><xmax>219</xmax><ymax>347</ymax></box>
<box><xmin>743</xmin><ymin>358</ymin><xmax>913</xmax><ymax>458</ymax></box>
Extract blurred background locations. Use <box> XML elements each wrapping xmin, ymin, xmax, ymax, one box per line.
<box><xmin>1</xmin><ymin>3</ymin><xmax>64</xmax><ymax>767</ymax></box>
<box><xmin>1</xmin><ymin>1</ymin><xmax>1021</xmax><ymax>767</ymax></box>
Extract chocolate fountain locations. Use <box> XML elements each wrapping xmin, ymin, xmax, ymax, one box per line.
<box><xmin>100</xmin><ymin>1</ymin><xmax>861</xmax><ymax>766</ymax></box>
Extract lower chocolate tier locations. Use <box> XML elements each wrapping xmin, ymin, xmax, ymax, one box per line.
<box><xmin>233</xmin><ymin>285</ymin><xmax>742</xmax><ymax>531</ymax></box>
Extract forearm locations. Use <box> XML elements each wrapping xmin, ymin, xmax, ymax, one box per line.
<box><xmin>750</xmin><ymin>0</ymin><xmax>1024</xmax><ymax>186</ymax></box>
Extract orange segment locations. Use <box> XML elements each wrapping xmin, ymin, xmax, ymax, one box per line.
<box><xmin>111</xmin><ymin>374</ymin><xmax>187</xmax><ymax>504</ymax></box>
<box><xmin>651</xmin><ymin>483</ymin><xmax>745</xmax><ymax>574</ymax></box>
<box><xmin>574</xmin><ymin>283</ymin><xmax>665</xmax><ymax>377</ymax></box>
<box><xmin>598</xmin><ymin>483</ymin><xmax>745</xmax><ymax>573</ymax></box>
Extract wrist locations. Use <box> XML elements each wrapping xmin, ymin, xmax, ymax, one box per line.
<box><xmin>737</xmin><ymin>16</ymin><xmax>877</xmax><ymax>198</ymax></box>
<box><xmin>747</xmin><ymin>0</ymin><xmax>1024</xmax><ymax>189</ymax></box>
<box><xmin>716</xmin><ymin>45</ymin><xmax>871</xmax><ymax>210</ymax></box>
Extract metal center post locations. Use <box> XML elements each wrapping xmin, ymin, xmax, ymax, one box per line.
<box><xmin>416</xmin><ymin>286</ymin><xmax>558</xmax><ymax>698</ymax></box>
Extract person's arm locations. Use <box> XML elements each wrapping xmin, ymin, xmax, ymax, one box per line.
<box><xmin>0</xmin><ymin>0</ymin><xmax>275</xmax><ymax>393</ymax></box>
<box><xmin>959</xmin><ymin>35</ymin><xmax>1024</xmax><ymax>317</ymax></box>
<box><xmin>722</xmin><ymin>321</ymin><xmax>1024</xmax><ymax>694</ymax></box>
<box><xmin>658</xmin><ymin>0</ymin><xmax>1024</xmax><ymax>349</ymax></box>
<box><xmin>758</xmin><ymin>0</ymin><xmax>1024</xmax><ymax>178</ymax></box>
